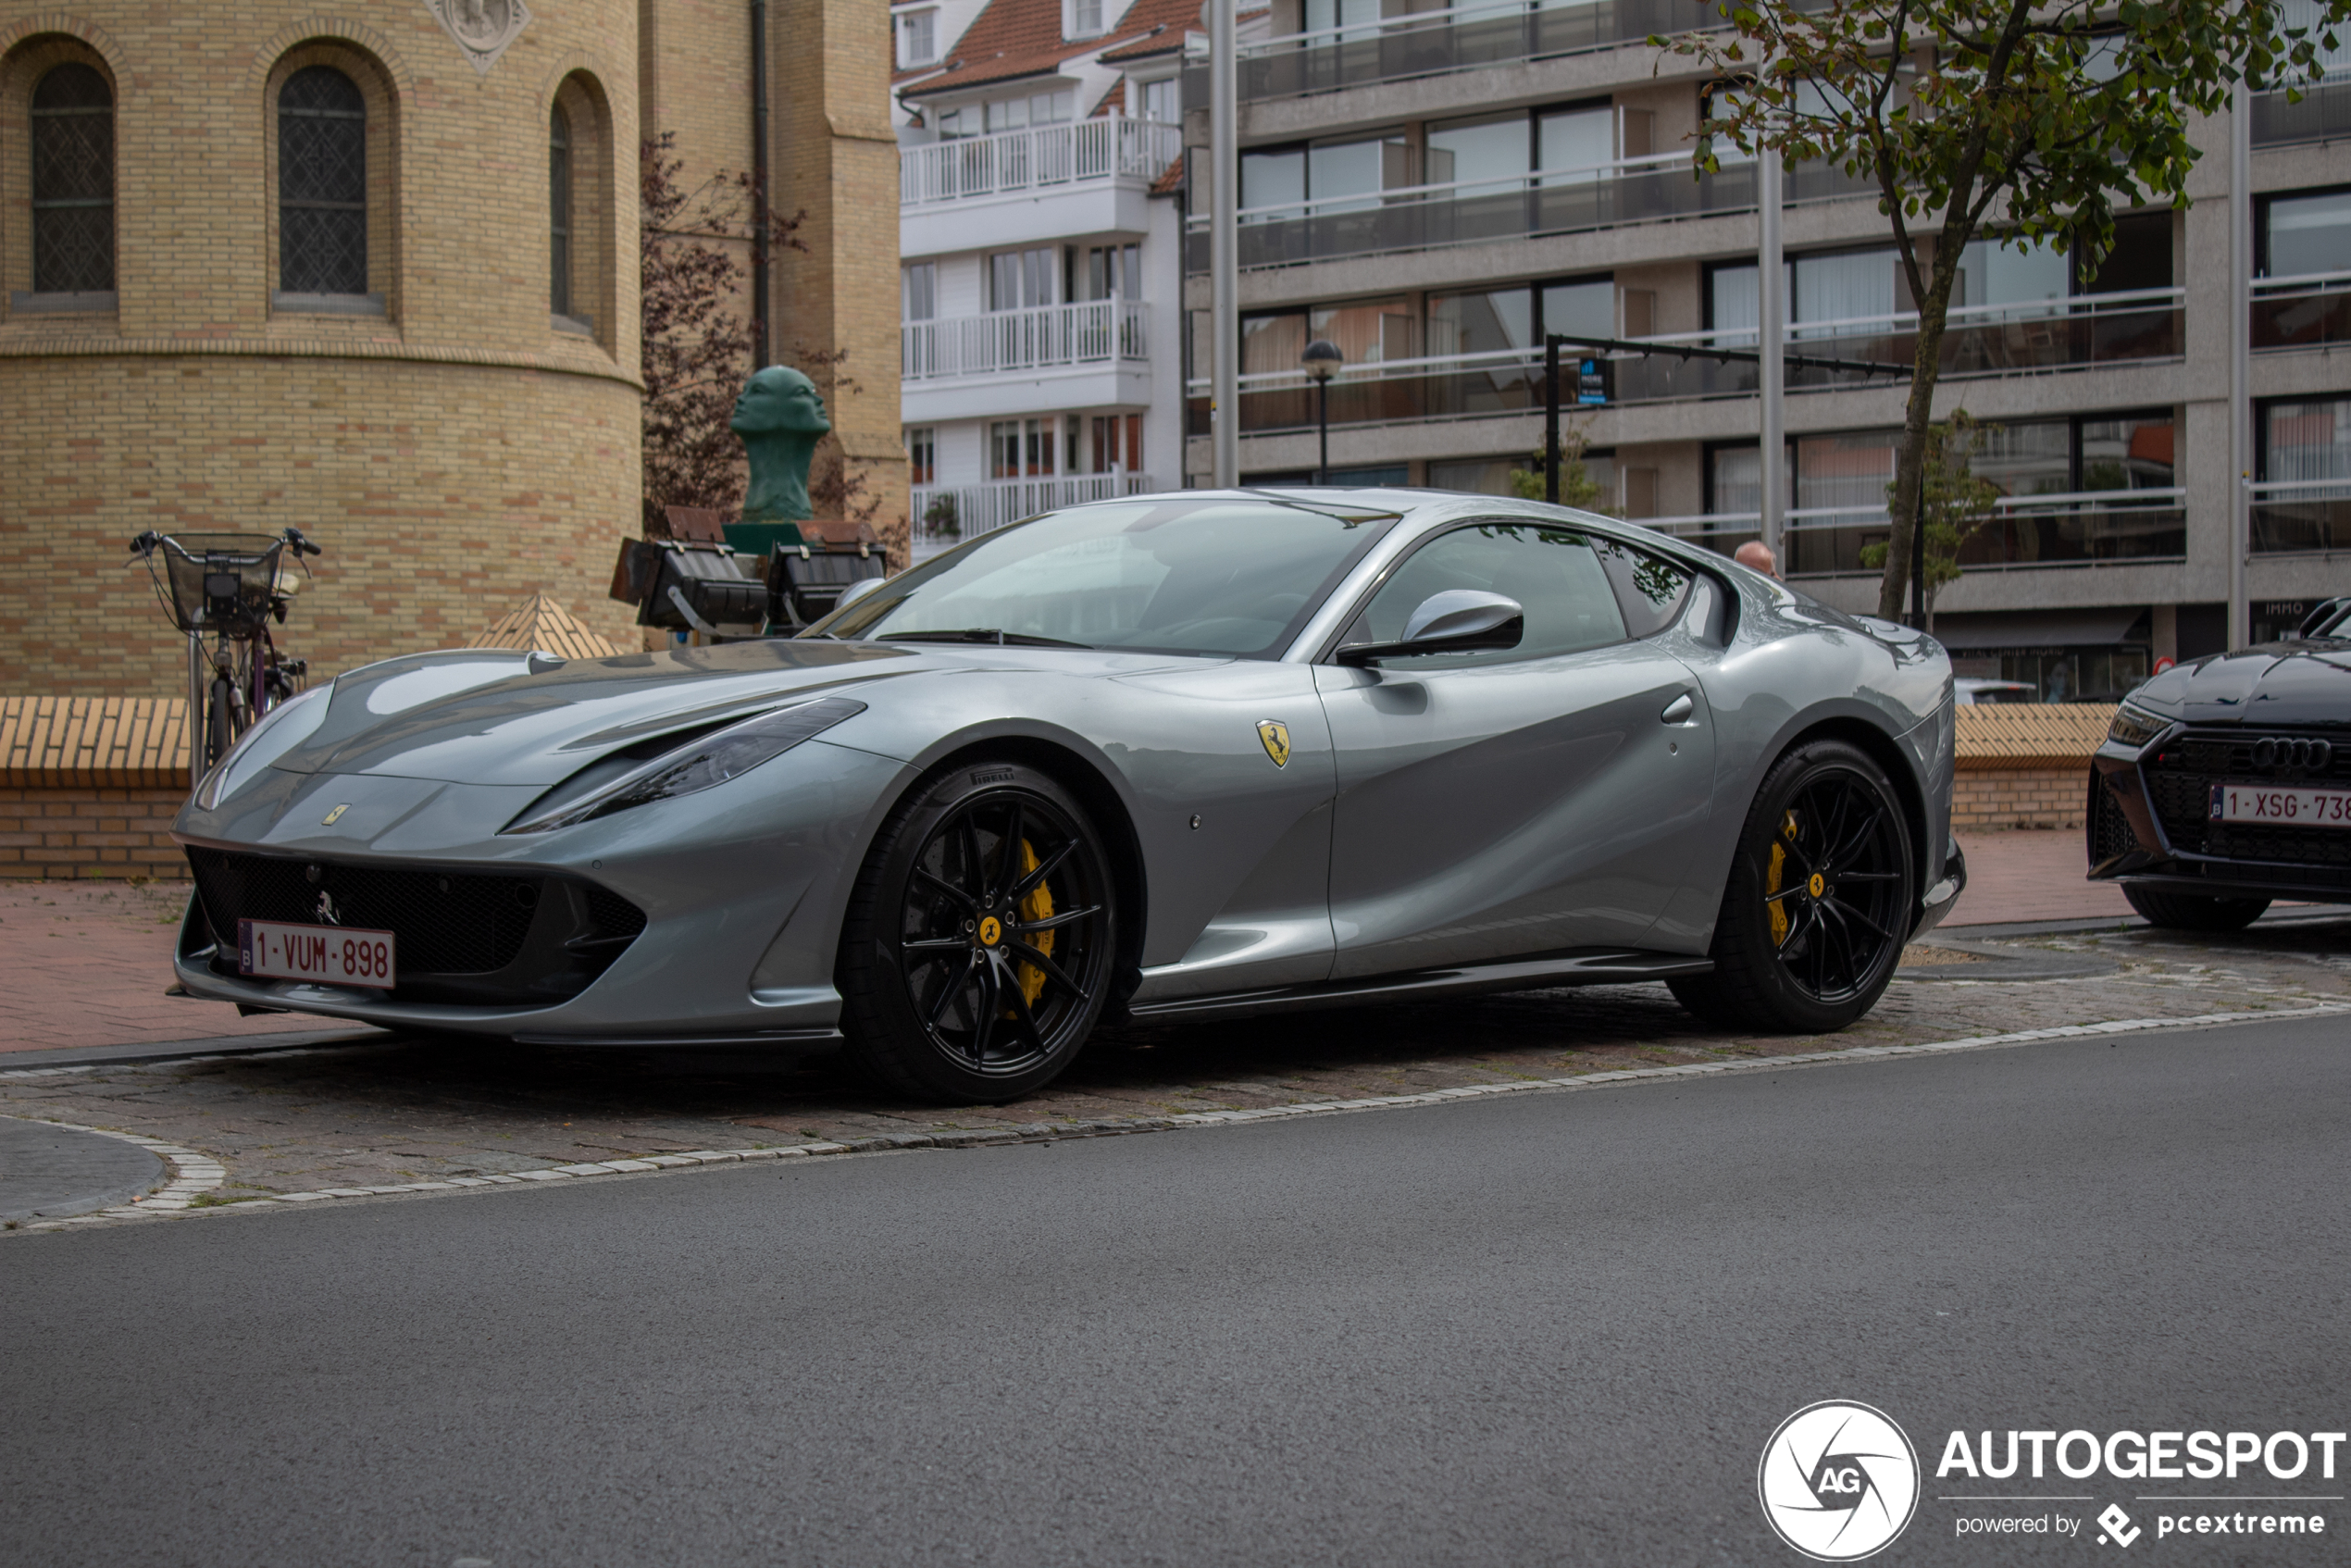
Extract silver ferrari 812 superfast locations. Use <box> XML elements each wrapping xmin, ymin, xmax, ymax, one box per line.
<box><xmin>172</xmin><ymin>491</ymin><xmax>1965</xmax><ymax>1101</ymax></box>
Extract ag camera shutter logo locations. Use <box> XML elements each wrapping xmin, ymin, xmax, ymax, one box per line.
<box><xmin>1759</xmin><ymin>1400</ymin><xmax>1921</xmax><ymax>1561</ymax></box>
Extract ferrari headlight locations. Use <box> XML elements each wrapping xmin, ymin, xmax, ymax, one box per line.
<box><xmin>503</xmin><ymin>695</ymin><xmax>865</xmax><ymax>834</ymax></box>
<box><xmin>2107</xmin><ymin>703</ymin><xmax>2171</xmax><ymax>749</ymax></box>
<box><xmin>194</xmin><ymin>682</ymin><xmax>332</xmax><ymax>809</ymax></box>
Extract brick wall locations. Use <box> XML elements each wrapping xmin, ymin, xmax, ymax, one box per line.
<box><xmin>0</xmin><ymin>0</ymin><xmax>644</xmax><ymax>697</ymax></box>
<box><xmin>0</xmin><ymin>785</ymin><xmax>188</xmax><ymax>878</ymax></box>
<box><xmin>1952</xmin><ymin>765</ymin><xmax>2093</xmax><ymax>831</ymax></box>
<box><xmin>1951</xmin><ymin>703</ymin><xmax>2112</xmax><ymax>831</ymax></box>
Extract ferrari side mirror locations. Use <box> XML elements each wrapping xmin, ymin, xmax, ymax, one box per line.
<box><xmin>1337</xmin><ymin>590</ymin><xmax>1524</xmax><ymax>666</ymax></box>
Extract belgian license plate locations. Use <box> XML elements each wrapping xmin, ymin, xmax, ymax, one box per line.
<box><xmin>2208</xmin><ymin>783</ymin><xmax>2351</xmax><ymax>828</ymax></box>
<box><xmin>237</xmin><ymin>919</ymin><xmax>397</xmax><ymax>989</ymax></box>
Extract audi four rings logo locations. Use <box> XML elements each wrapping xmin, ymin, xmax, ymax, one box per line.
<box><xmin>1759</xmin><ymin>1401</ymin><xmax>1922</xmax><ymax>1561</ymax></box>
<box><xmin>2252</xmin><ymin>736</ymin><xmax>2333</xmax><ymax>771</ymax></box>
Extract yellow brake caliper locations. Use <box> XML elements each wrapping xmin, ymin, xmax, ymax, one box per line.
<box><xmin>1766</xmin><ymin>809</ymin><xmax>1798</xmax><ymax>946</ymax></box>
<box><xmin>1008</xmin><ymin>840</ymin><xmax>1055</xmax><ymax>1012</ymax></box>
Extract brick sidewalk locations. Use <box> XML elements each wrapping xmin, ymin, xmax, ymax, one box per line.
<box><xmin>0</xmin><ymin>881</ymin><xmax>331</xmax><ymax>1052</ymax></box>
<box><xmin>1947</xmin><ymin>828</ymin><xmax>2133</xmax><ymax>926</ymax></box>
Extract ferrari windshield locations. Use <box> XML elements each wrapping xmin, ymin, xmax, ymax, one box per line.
<box><xmin>811</xmin><ymin>497</ymin><xmax>1396</xmax><ymax>658</ymax></box>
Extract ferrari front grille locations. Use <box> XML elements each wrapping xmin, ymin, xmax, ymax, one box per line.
<box><xmin>187</xmin><ymin>848</ymin><xmax>542</xmax><ymax>975</ymax></box>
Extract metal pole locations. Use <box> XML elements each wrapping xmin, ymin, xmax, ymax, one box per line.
<box><xmin>1210</xmin><ymin>0</ymin><xmax>1238</xmax><ymax>488</ymax></box>
<box><xmin>1317</xmin><ymin>379</ymin><xmax>1329</xmax><ymax>484</ymax></box>
<box><xmin>187</xmin><ymin>630</ymin><xmax>205</xmax><ymax>794</ymax></box>
<box><xmin>750</xmin><ymin>0</ymin><xmax>771</xmax><ymax>368</ymax></box>
<box><xmin>1544</xmin><ymin>335</ymin><xmax>1561</xmax><ymax>505</ymax></box>
<box><xmin>1757</xmin><ymin>151</ymin><xmax>1785</xmax><ymax>554</ymax></box>
<box><xmin>2227</xmin><ymin>80</ymin><xmax>2251</xmax><ymax>650</ymax></box>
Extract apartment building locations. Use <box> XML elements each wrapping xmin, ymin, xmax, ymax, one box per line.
<box><xmin>891</xmin><ymin>0</ymin><xmax>1215</xmax><ymax>558</ymax></box>
<box><xmin>1176</xmin><ymin>1</ymin><xmax>2351</xmax><ymax>702</ymax></box>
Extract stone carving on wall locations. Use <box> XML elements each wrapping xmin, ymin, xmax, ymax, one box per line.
<box><xmin>424</xmin><ymin>0</ymin><xmax>533</xmax><ymax>74</ymax></box>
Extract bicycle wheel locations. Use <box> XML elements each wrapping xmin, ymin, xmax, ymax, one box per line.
<box><xmin>205</xmin><ymin>674</ymin><xmax>236</xmax><ymax>769</ymax></box>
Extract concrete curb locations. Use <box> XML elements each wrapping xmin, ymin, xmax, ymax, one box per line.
<box><xmin>14</xmin><ymin>1000</ymin><xmax>2346</xmax><ymax>1234</ymax></box>
<box><xmin>7</xmin><ymin>1123</ymin><xmax>227</xmax><ymax>1226</ymax></box>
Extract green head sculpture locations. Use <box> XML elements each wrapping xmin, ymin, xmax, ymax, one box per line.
<box><xmin>731</xmin><ymin>365</ymin><xmax>831</xmax><ymax>523</ymax></box>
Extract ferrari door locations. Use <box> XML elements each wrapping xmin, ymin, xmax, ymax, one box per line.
<box><xmin>1315</xmin><ymin>520</ymin><xmax>1716</xmax><ymax>977</ymax></box>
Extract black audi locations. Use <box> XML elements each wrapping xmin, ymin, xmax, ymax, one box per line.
<box><xmin>2090</xmin><ymin>598</ymin><xmax>2351</xmax><ymax>928</ymax></box>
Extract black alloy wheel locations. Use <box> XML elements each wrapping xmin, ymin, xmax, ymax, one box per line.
<box><xmin>839</xmin><ymin>760</ymin><xmax>1115</xmax><ymax>1102</ymax></box>
<box><xmin>1671</xmin><ymin>739</ymin><xmax>1916</xmax><ymax>1033</ymax></box>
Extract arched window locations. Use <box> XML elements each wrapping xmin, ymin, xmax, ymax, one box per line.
<box><xmin>550</xmin><ymin>103</ymin><xmax>572</xmax><ymax>317</ymax></box>
<box><xmin>278</xmin><ymin>66</ymin><xmax>367</xmax><ymax>296</ymax></box>
<box><xmin>31</xmin><ymin>62</ymin><xmax>113</xmax><ymax>294</ymax></box>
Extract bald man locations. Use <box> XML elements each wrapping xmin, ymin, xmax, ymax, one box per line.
<box><xmin>1735</xmin><ymin>540</ymin><xmax>1780</xmax><ymax>579</ymax></box>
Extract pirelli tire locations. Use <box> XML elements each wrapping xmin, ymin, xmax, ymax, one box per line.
<box><xmin>1671</xmin><ymin>739</ymin><xmax>1916</xmax><ymax>1035</ymax></box>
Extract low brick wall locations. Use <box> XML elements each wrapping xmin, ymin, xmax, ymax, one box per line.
<box><xmin>1</xmin><ymin>697</ymin><xmax>192</xmax><ymax>881</ymax></box>
<box><xmin>1951</xmin><ymin>703</ymin><xmax>2112</xmax><ymax>831</ymax></box>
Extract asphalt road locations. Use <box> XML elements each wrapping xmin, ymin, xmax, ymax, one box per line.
<box><xmin>5</xmin><ymin>1016</ymin><xmax>2346</xmax><ymax>1567</ymax></box>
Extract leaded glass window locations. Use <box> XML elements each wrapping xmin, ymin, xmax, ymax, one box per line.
<box><xmin>31</xmin><ymin>63</ymin><xmax>114</xmax><ymax>294</ymax></box>
<box><xmin>550</xmin><ymin>104</ymin><xmax>572</xmax><ymax>317</ymax></box>
<box><xmin>279</xmin><ymin>67</ymin><xmax>367</xmax><ymax>296</ymax></box>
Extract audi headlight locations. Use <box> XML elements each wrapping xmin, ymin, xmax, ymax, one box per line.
<box><xmin>194</xmin><ymin>682</ymin><xmax>333</xmax><ymax>809</ymax></box>
<box><xmin>2107</xmin><ymin>703</ymin><xmax>2171</xmax><ymax>749</ymax></box>
<box><xmin>503</xmin><ymin>695</ymin><xmax>865</xmax><ymax>834</ymax></box>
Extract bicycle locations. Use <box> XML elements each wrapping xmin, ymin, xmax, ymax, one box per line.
<box><xmin>129</xmin><ymin>528</ymin><xmax>324</xmax><ymax>791</ymax></box>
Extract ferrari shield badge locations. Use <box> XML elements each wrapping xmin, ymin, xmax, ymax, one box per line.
<box><xmin>1257</xmin><ymin>719</ymin><xmax>1291</xmax><ymax>768</ymax></box>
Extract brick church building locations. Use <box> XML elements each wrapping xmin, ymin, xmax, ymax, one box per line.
<box><xmin>0</xmin><ymin>0</ymin><xmax>903</xmax><ymax>696</ymax></box>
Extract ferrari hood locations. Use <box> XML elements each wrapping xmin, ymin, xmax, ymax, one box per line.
<box><xmin>271</xmin><ymin>641</ymin><xmax>932</xmax><ymax>787</ymax></box>
<box><xmin>2132</xmin><ymin>641</ymin><xmax>2351</xmax><ymax>728</ymax></box>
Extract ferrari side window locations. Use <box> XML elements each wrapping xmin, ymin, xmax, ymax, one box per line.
<box><xmin>1592</xmin><ymin>539</ymin><xmax>1694</xmax><ymax>639</ymax></box>
<box><xmin>1350</xmin><ymin>523</ymin><xmax>1627</xmax><ymax>664</ymax></box>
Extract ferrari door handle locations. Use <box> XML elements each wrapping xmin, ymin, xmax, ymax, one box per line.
<box><xmin>1661</xmin><ymin>693</ymin><xmax>1695</xmax><ymax>725</ymax></box>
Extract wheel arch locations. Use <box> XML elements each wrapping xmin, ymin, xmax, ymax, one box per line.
<box><xmin>876</xmin><ymin>729</ymin><xmax>1151</xmax><ymax>1009</ymax></box>
<box><xmin>1771</xmin><ymin>712</ymin><xmax>1935</xmax><ymax>901</ymax></box>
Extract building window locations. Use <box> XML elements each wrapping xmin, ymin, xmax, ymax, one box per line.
<box><xmin>905</xmin><ymin>426</ymin><xmax>937</xmax><ymax>487</ymax></box>
<box><xmin>549</xmin><ymin>104</ymin><xmax>572</xmax><ymax>318</ymax></box>
<box><xmin>902</xmin><ymin>262</ymin><xmax>937</xmax><ymax>320</ymax></box>
<box><xmin>990</xmin><ymin>418</ymin><xmax>1057</xmax><ymax>478</ymax></box>
<box><xmin>989</xmin><ymin>247</ymin><xmax>1059</xmax><ymax>310</ymax></box>
<box><xmin>1067</xmin><ymin>0</ymin><xmax>1104</xmax><ymax>41</ymax></box>
<box><xmin>1137</xmin><ymin>77</ymin><xmax>1179</xmax><ymax>123</ymax></box>
<box><xmin>1084</xmin><ymin>414</ymin><xmax>1142</xmax><ymax>473</ymax></box>
<box><xmin>983</xmin><ymin>88</ymin><xmax>1076</xmax><ymax>133</ymax></box>
<box><xmin>2258</xmin><ymin>186</ymin><xmax>2351</xmax><ymax>279</ymax></box>
<box><xmin>1241</xmin><ymin>131</ymin><xmax>1407</xmax><ymax>219</ymax></box>
<box><xmin>1077</xmin><ymin>244</ymin><xmax>1138</xmax><ymax>302</ymax></box>
<box><xmin>278</xmin><ymin>66</ymin><xmax>367</xmax><ymax>296</ymax></box>
<box><xmin>29</xmin><ymin>62</ymin><xmax>113</xmax><ymax>294</ymax></box>
<box><xmin>898</xmin><ymin>8</ymin><xmax>939</xmax><ymax>68</ymax></box>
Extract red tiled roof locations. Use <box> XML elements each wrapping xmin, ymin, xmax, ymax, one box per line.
<box><xmin>899</xmin><ymin>0</ymin><xmax>1216</xmax><ymax>100</ymax></box>
<box><xmin>1151</xmin><ymin>155</ymin><xmax>1185</xmax><ymax>194</ymax></box>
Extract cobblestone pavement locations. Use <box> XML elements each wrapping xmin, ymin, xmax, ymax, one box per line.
<box><xmin>5</xmin><ymin>915</ymin><xmax>2346</xmax><ymax>1216</ymax></box>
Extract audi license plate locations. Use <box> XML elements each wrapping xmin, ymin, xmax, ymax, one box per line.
<box><xmin>2208</xmin><ymin>783</ymin><xmax>2351</xmax><ymax>828</ymax></box>
<box><xmin>237</xmin><ymin>919</ymin><xmax>396</xmax><ymax>989</ymax></box>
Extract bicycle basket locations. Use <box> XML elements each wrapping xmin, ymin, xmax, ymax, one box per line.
<box><xmin>158</xmin><ymin>534</ymin><xmax>286</xmax><ymax>635</ymax></box>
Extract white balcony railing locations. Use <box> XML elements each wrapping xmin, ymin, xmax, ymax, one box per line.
<box><xmin>902</xmin><ymin>118</ymin><xmax>1183</xmax><ymax>207</ymax></box>
<box><xmin>904</xmin><ymin>300</ymin><xmax>1150</xmax><ymax>381</ymax></box>
<box><xmin>911</xmin><ymin>472</ymin><xmax>1159</xmax><ymax>555</ymax></box>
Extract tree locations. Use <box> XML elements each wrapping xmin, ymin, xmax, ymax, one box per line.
<box><xmin>1859</xmin><ymin>409</ymin><xmax>2000</xmax><ymax>634</ymax></box>
<box><xmin>639</xmin><ymin>133</ymin><xmax>803</xmax><ymax>532</ymax></box>
<box><xmin>1663</xmin><ymin>0</ymin><xmax>2349</xmax><ymax>619</ymax></box>
<box><xmin>1508</xmin><ymin>420</ymin><xmax>1616</xmax><ymax>513</ymax></box>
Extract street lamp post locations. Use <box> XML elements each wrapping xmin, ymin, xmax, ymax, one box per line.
<box><xmin>1301</xmin><ymin>338</ymin><xmax>1341</xmax><ymax>485</ymax></box>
